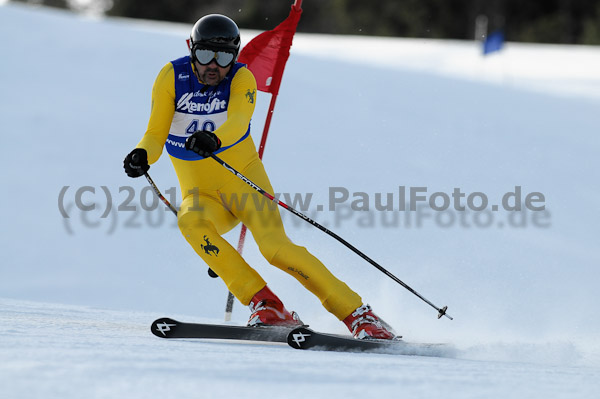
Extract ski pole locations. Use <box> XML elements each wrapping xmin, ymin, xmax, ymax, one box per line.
<box><xmin>142</xmin><ymin>170</ymin><xmax>225</xmax><ymax>280</ymax></box>
<box><xmin>142</xmin><ymin>172</ymin><xmax>178</xmax><ymax>216</ymax></box>
<box><xmin>208</xmin><ymin>153</ymin><xmax>453</xmax><ymax>320</ymax></box>
<box><xmin>141</xmin><ymin>170</ymin><xmax>223</xmax><ymax>278</ymax></box>
<box><xmin>129</xmin><ymin>150</ymin><xmax>224</xmax><ymax>278</ymax></box>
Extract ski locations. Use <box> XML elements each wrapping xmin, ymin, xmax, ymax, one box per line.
<box><xmin>151</xmin><ymin>317</ymin><xmax>294</xmax><ymax>342</ymax></box>
<box><xmin>287</xmin><ymin>326</ymin><xmax>452</xmax><ymax>357</ymax></box>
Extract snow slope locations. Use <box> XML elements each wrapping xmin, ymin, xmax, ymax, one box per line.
<box><xmin>1</xmin><ymin>3</ymin><xmax>600</xmax><ymax>398</ymax></box>
<box><xmin>2</xmin><ymin>298</ymin><xmax>599</xmax><ymax>399</ymax></box>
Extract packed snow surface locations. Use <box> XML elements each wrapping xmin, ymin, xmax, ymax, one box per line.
<box><xmin>1</xmin><ymin>3</ymin><xmax>599</xmax><ymax>398</ymax></box>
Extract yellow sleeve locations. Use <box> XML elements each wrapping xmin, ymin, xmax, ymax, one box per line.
<box><xmin>137</xmin><ymin>62</ymin><xmax>175</xmax><ymax>165</ymax></box>
<box><xmin>215</xmin><ymin>67</ymin><xmax>257</xmax><ymax>147</ymax></box>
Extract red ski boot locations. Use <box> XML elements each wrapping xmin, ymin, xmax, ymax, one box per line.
<box><xmin>247</xmin><ymin>286</ymin><xmax>303</xmax><ymax>327</ymax></box>
<box><xmin>343</xmin><ymin>304</ymin><xmax>396</xmax><ymax>340</ymax></box>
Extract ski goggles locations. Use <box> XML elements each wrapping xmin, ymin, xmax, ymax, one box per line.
<box><xmin>193</xmin><ymin>48</ymin><xmax>236</xmax><ymax>68</ymax></box>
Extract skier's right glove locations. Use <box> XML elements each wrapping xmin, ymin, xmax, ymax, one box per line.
<box><xmin>123</xmin><ymin>148</ymin><xmax>150</xmax><ymax>178</ymax></box>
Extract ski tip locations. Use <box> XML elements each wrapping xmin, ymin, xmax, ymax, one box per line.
<box><xmin>151</xmin><ymin>317</ymin><xmax>180</xmax><ymax>338</ymax></box>
<box><xmin>287</xmin><ymin>326</ymin><xmax>313</xmax><ymax>350</ymax></box>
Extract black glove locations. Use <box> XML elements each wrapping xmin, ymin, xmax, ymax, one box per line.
<box><xmin>185</xmin><ymin>130</ymin><xmax>221</xmax><ymax>158</ymax></box>
<box><xmin>123</xmin><ymin>148</ymin><xmax>150</xmax><ymax>178</ymax></box>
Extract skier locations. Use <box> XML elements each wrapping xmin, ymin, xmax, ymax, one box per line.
<box><xmin>123</xmin><ymin>14</ymin><xmax>395</xmax><ymax>340</ymax></box>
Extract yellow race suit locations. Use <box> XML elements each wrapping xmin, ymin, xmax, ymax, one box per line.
<box><xmin>135</xmin><ymin>56</ymin><xmax>362</xmax><ymax>320</ymax></box>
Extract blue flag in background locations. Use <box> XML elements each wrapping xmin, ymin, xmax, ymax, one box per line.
<box><xmin>483</xmin><ymin>30</ymin><xmax>505</xmax><ymax>55</ymax></box>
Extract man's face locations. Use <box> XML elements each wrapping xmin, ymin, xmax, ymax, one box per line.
<box><xmin>194</xmin><ymin>60</ymin><xmax>231</xmax><ymax>86</ymax></box>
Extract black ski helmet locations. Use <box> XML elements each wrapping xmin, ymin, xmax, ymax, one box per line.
<box><xmin>190</xmin><ymin>14</ymin><xmax>241</xmax><ymax>59</ymax></box>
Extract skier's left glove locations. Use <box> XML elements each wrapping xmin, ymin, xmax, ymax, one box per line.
<box><xmin>185</xmin><ymin>130</ymin><xmax>221</xmax><ymax>158</ymax></box>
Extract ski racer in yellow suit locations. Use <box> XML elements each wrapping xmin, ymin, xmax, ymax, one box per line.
<box><xmin>123</xmin><ymin>14</ymin><xmax>394</xmax><ymax>339</ymax></box>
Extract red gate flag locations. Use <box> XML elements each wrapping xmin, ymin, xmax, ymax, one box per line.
<box><xmin>238</xmin><ymin>1</ymin><xmax>302</xmax><ymax>95</ymax></box>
